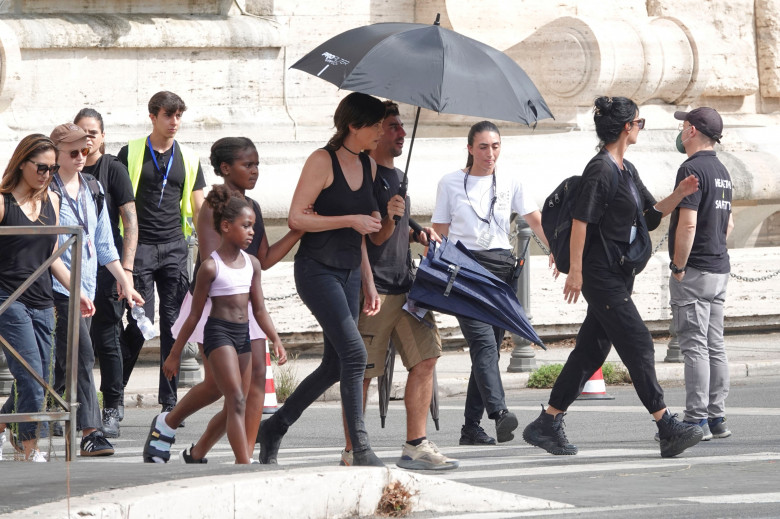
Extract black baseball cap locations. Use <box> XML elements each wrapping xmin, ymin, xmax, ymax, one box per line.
<box><xmin>674</xmin><ymin>107</ymin><xmax>723</xmax><ymax>143</ymax></box>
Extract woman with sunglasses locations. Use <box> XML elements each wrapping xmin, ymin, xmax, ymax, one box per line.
<box><xmin>522</xmin><ymin>96</ymin><xmax>703</xmax><ymax>459</ymax></box>
<box><xmin>48</xmin><ymin>124</ymin><xmax>143</xmax><ymax>457</ymax></box>
<box><xmin>0</xmin><ymin>134</ymin><xmax>93</xmax><ymax>461</ymax></box>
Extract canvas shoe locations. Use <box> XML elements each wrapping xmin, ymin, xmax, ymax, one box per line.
<box><xmin>522</xmin><ymin>404</ymin><xmax>578</xmax><ymax>455</ymax></box>
<box><xmin>396</xmin><ymin>440</ymin><xmax>459</xmax><ymax>471</ymax></box>
<box><xmin>80</xmin><ymin>430</ymin><xmax>115</xmax><ymax>457</ymax></box>
<box><xmin>459</xmin><ymin>423</ymin><xmax>496</xmax><ymax>445</ymax></box>
<box><xmin>656</xmin><ymin>410</ymin><xmax>703</xmax><ymax>458</ymax></box>
<box><xmin>339</xmin><ymin>449</ymin><xmax>353</xmax><ymax>466</ymax></box>
<box><xmin>708</xmin><ymin>417</ymin><xmax>732</xmax><ymax>439</ymax></box>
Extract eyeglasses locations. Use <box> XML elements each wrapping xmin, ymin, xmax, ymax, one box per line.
<box><xmin>678</xmin><ymin>123</ymin><xmax>693</xmax><ymax>132</ymax></box>
<box><xmin>632</xmin><ymin>118</ymin><xmax>646</xmax><ymax>130</ymax></box>
<box><xmin>66</xmin><ymin>147</ymin><xmax>90</xmax><ymax>159</ymax></box>
<box><xmin>28</xmin><ymin>161</ymin><xmax>60</xmax><ymax>175</ymax></box>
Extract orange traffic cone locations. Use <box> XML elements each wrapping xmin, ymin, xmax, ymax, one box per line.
<box><xmin>263</xmin><ymin>350</ymin><xmax>278</xmax><ymax>414</ymax></box>
<box><xmin>577</xmin><ymin>367</ymin><xmax>615</xmax><ymax>400</ymax></box>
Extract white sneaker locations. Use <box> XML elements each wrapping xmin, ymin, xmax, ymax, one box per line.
<box><xmin>396</xmin><ymin>439</ymin><xmax>459</xmax><ymax>471</ymax></box>
<box><xmin>339</xmin><ymin>449</ymin><xmax>353</xmax><ymax>466</ymax></box>
<box><xmin>28</xmin><ymin>449</ymin><xmax>47</xmax><ymax>462</ymax></box>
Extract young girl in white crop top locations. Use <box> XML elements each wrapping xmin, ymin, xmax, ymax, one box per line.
<box><xmin>162</xmin><ymin>185</ymin><xmax>283</xmax><ymax>464</ymax></box>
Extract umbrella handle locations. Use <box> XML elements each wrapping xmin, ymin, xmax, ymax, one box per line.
<box><xmin>393</xmin><ymin>105</ymin><xmax>421</xmax><ymax>225</ymax></box>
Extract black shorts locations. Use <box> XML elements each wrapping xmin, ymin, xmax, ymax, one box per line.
<box><xmin>202</xmin><ymin>316</ymin><xmax>251</xmax><ymax>358</ymax></box>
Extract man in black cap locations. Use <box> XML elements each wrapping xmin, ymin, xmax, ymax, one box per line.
<box><xmin>668</xmin><ymin>107</ymin><xmax>734</xmax><ymax>441</ymax></box>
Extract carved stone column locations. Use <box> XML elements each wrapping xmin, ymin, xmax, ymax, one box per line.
<box><xmin>178</xmin><ymin>232</ymin><xmax>202</xmax><ymax>387</ymax></box>
<box><xmin>0</xmin><ymin>349</ymin><xmax>13</xmax><ymax>396</ymax></box>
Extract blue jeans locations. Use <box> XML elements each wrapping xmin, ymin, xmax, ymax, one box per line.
<box><xmin>278</xmin><ymin>256</ymin><xmax>370</xmax><ymax>452</ymax></box>
<box><xmin>0</xmin><ymin>288</ymin><xmax>54</xmax><ymax>441</ymax></box>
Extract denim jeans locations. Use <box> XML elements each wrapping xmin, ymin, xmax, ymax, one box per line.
<box><xmin>0</xmin><ymin>288</ymin><xmax>54</xmax><ymax>441</ymax></box>
<box><xmin>90</xmin><ymin>265</ymin><xmax>125</xmax><ymax>409</ymax></box>
<box><xmin>277</xmin><ymin>256</ymin><xmax>370</xmax><ymax>452</ymax></box>
<box><xmin>53</xmin><ymin>292</ymin><xmax>101</xmax><ymax>431</ymax></box>
<box><xmin>121</xmin><ymin>239</ymin><xmax>189</xmax><ymax>406</ymax></box>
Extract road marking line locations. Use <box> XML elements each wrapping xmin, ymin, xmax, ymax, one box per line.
<box><xmin>674</xmin><ymin>492</ymin><xmax>780</xmax><ymax>504</ymax></box>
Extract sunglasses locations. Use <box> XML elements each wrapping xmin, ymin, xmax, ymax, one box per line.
<box><xmin>28</xmin><ymin>161</ymin><xmax>60</xmax><ymax>175</ymax></box>
<box><xmin>631</xmin><ymin>118</ymin><xmax>646</xmax><ymax>130</ymax></box>
<box><xmin>65</xmin><ymin>147</ymin><xmax>90</xmax><ymax>159</ymax></box>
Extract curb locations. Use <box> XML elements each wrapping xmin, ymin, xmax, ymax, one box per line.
<box><xmin>3</xmin><ymin>467</ymin><xmax>571</xmax><ymax>519</ymax></box>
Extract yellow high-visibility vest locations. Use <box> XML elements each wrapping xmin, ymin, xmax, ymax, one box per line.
<box><xmin>125</xmin><ymin>136</ymin><xmax>200</xmax><ymax>238</ymax></box>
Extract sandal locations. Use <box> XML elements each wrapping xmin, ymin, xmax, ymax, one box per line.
<box><xmin>142</xmin><ymin>415</ymin><xmax>175</xmax><ymax>463</ymax></box>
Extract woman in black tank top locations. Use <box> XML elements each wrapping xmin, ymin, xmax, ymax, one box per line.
<box><xmin>0</xmin><ymin>134</ymin><xmax>92</xmax><ymax>461</ymax></box>
<box><xmin>160</xmin><ymin>137</ymin><xmax>301</xmax><ymax>463</ymax></box>
<box><xmin>257</xmin><ymin>93</ymin><xmax>386</xmax><ymax>467</ymax></box>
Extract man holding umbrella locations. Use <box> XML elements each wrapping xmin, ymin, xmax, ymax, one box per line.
<box><xmin>340</xmin><ymin>101</ymin><xmax>458</xmax><ymax>471</ymax></box>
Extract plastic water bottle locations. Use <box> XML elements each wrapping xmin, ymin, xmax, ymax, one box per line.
<box><xmin>131</xmin><ymin>305</ymin><xmax>156</xmax><ymax>340</ymax></box>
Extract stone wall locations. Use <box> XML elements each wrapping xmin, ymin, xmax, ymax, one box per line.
<box><xmin>0</xmin><ymin>0</ymin><xmax>779</xmax><ymax>238</ymax></box>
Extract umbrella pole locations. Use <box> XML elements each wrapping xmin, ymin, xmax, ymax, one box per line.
<box><xmin>393</xmin><ymin>105</ymin><xmax>421</xmax><ymax>224</ymax></box>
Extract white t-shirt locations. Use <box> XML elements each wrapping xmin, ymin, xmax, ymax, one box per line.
<box><xmin>432</xmin><ymin>168</ymin><xmax>538</xmax><ymax>250</ymax></box>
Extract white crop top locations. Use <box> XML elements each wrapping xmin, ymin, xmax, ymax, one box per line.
<box><xmin>208</xmin><ymin>249</ymin><xmax>253</xmax><ymax>297</ymax></box>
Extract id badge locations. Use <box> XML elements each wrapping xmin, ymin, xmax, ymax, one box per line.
<box><xmin>86</xmin><ymin>236</ymin><xmax>95</xmax><ymax>258</ymax></box>
<box><xmin>476</xmin><ymin>230</ymin><xmax>493</xmax><ymax>249</ymax></box>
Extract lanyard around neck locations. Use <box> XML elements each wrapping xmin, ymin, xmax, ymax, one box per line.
<box><xmin>147</xmin><ymin>137</ymin><xmax>176</xmax><ymax>208</ymax></box>
<box><xmin>53</xmin><ymin>173</ymin><xmax>89</xmax><ymax>236</ymax></box>
<box><xmin>463</xmin><ymin>169</ymin><xmax>497</xmax><ymax>226</ymax></box>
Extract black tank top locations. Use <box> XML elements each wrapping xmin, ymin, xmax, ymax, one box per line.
<box><xmin>296</xmin><ymin>148</ymin><xmax>378</xmax><ymax>269</ymax></box>
<box><xmin>0</xmin><ymin>193</ymin><xmax>57</xmax><ymax>309</ymax></box>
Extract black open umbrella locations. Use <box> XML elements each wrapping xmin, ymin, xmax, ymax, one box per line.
<box><xmin>290</xmin><ymin>14</ymin><xmax>553</xmax><ymax>198</ymax></box>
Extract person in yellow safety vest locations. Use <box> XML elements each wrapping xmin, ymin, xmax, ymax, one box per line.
<box><xmin>117</xmin><ymin>91</ymin><xmax>206</xmax><ymax>416</ymax></box>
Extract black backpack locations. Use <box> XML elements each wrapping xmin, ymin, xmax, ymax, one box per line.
<box><xmin>541</xmin><ymin>165</ymin><xmax>619</xmax><ymax>274</ymax></box>
<box><xmin>50</xmin><ymin>173</ymin><xmax>105</xmax><ymax>216</ymax></box>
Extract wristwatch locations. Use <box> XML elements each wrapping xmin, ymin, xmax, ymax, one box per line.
<box><xmin>669</xmin><ymin>261</ymin><xmax>687</xmax><ymax>274</ymax></box>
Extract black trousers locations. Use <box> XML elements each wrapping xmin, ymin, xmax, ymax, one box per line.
<box><xmin>90</xmin><ymin>265</ymin><xmax>125</xmax><ymax>409</ymax></box>
<box><xmin>53</xmin><ymin>293</ymin><xmax>101</xmax><ymax>431</ymax></box>
<box><xmin>120</xmin><ymin>239</ymin><xmax>189</xmax><ymax>406</ymax></box>
<box><xmin>548</xmin><ymin>245</ymin><xmax>666</xmax><ymax>414</ymax></box>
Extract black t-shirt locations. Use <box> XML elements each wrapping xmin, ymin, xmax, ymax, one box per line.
<box><xmin>572</xmin><ymin>150</ymin><xmax>656</xmax><ymax>246</ymax></box>
<box><xmin>82</xmin><ymin>154</ymin><xmax>134</xmax><ymax>256</ymax></box>
<box><xmin>367</xmin><ymin>165</ymin><xmax>413</xmax><ymax>294</ymax></box>
<box><xmin>668</xmin><ymin>151</ymin><xmax>731</xmax><ymax>273</ymax></box>
<box><xmin>117</xmin><ymin>141</ymin><xmax>206</xmax><ymax>244</ymax></box>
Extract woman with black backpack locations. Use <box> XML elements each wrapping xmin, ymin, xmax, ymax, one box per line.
<box><xmin>522</xmin><ymin>96</ymin><xmax>702</xmax><ymax>459</ymax></box>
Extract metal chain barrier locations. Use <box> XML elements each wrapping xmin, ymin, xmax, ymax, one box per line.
<box><xmin>265</xmin><ymin>293</ymin><xmax>301</xmax><ymax>302</ymax></box>
<box><xmin>729</xmin><ymin>269</ymin><xmax>780</xmax><ymax>282</ymax></box>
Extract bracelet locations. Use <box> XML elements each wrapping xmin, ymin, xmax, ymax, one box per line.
<box><xmin>123</xmin><ymin>267</ymin><xmax>134</xmax><ymax>273</ymax></box>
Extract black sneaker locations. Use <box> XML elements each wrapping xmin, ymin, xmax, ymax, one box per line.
<box><xmin>459</xmin><ymin>423</ymin><xmax>497</xmax><ymax>445</ymax></box>
<box><xmin>522</xmin><ymin>404</ymin><xmax>578</xmax><ymax>455</ymax></box>
<box><xmin>180</xmin><ymin>443</ymin><xmax>208</xmax><ymax>464</ymax></box>
<box><xmin>495</xmin><ymin>410</ymin><xmax>519</xmax><ymax>443</ymax></box>
<box><xmin>162</xmin><ymin>404</ymin><xmax>184</xmax><ymax>427</ymax></box>
<box><xmin>656</xmin><ymin>410</ymin><xmax>703</xmax><ymax>458</ymax></box>
<box><xmin>80</xmin><ymin>430</ymin><xmax>115</xmax><ymax>457</ymax></box>
<box><xmin>258</xmin><ymin>415</ymin><xmax>288</xmax><ymax>464</ymax></box>
<box><xmin>51</xmin><ymin>421</ymin><xmax>63</xmax><ymax>437</ymax></box>
<box><xmin>102</xmin><ymin>408</ymin><xmax>120</xmax><ymax>438</ymax></box>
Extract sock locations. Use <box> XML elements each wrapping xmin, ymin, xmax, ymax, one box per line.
<box><xmin>150</xmin><ymin>412</ymin><xmax>176</xmax><ymax>455</ymax></box>
<box><xmin>407</xmin><ymin>437</ymin><xmax>426</xmax><ymax>447</ymax></box>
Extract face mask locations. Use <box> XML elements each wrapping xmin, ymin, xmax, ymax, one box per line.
<box><xmin>675</xmin><ymin>130</ymin><xmax>689</xmax><ymax>154</ymax></box>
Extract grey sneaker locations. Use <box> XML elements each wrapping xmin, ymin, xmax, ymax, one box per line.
<box><xmin>685</xmin><ymin>419</ymin><xmax>712</xmax><ymax>441</ymax></box>
<box><xmin>459</xmin><ymin>424</ymin><xmax>496</xmax><ymax>445</ymax></box>
<box><xmin>396</xmin><ymin>440</ymin><xmax>459</xmax><ymax>471</ymax></box>
<box><xmin>102</xmin><ymin>408</ymin><xmax>120</xmax><ymax>438</ymax></box>
<box><xmin>708</xmin><ymin>417</ymin><xmax>732</xmax><ymax>438</ymax></box>
<box><xmin>522</xmin><ymin>404</ymin><xmax>578</xmax><ymax>455</ymax></box>
<box><xmin>656</xmin><ymin>410</ymin><xmax>703</xmax><ymax>458</ymax></box>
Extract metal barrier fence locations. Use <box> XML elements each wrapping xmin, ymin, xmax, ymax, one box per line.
<box><xmin>0</xmin><ymin>225</ymin><xmax>82</xmax><ymax>461</ymax></box>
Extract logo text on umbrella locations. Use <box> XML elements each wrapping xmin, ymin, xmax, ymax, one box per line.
<box><xmin>319</xmin><ymin>52</ymin><xmax>350</xmax><ymax>76</ymax></box>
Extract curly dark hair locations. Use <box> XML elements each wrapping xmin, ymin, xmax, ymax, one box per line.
<box><xmin>206</xmin><ymin>184</ymin><xmax>251</xmax><ymax>234</ymax></box>
<box><xmin>593</xmin><ymin>96</ymin><xmax>639</xmax><ymax>148</ymax></box>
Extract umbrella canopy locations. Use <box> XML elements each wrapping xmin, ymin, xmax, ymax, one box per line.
<box><xmin>290</xmin><ymin>19</ymin><xmax>553</xmax><ymax>125</ymax></box>
<box><xmin>409</xmin><ymin>238</ymin><xmax>545</xmax><ymax>349</ymax></box>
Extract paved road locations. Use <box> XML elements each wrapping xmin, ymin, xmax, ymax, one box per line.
<box><xmin>2</xmin><ymin>376</ymin><xmax>778</xmax><ymax>518</ymax></box>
